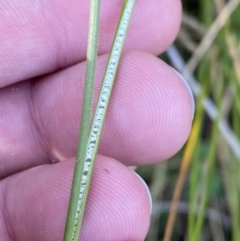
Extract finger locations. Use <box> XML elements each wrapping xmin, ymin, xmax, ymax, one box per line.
<box><xmin>0</xmin><ymin>156</ymin><xmax>151</xmax><ymax>241</ymax></box>
<box><xmin>0</xmin><ymin>0</ymin><xmax>182</xmax><ymax>87</ymax></box>
<box><xmin>0</xmin><ymin>51</ymin><xmax>194</xmax><ymax>178</ymax></box>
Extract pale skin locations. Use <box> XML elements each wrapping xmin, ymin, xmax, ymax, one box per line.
<box><xmin>0</xmin><ymin>0</ymin><xmax>193</xmax><ymax>240</ymax></box>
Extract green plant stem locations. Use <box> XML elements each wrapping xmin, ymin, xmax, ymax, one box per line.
<box><xmin>187</xmin><ymin>65</ymin><xmax>211</xmax><ymax>240</ymax></box>
<box><xmin>190</xmin><ymin>122</ymin><xmax>218</xmax><ymax>241</ymax></box>
<box><xmin>187</xmin><ymin>115</ymin><xmax>202</xmax><ymax>240</ymax></box>
<box><xmin>64</xmin><ymin>0</ymin><xmax>136</xmax><ymax>240</ymax></box>
<box><xmin>64</xmin><ymin>0</ymin><xmax>101</xmax><ymax>240</ymax></box>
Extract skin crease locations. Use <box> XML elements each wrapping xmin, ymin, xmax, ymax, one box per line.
<box><xmin>0</xmin><ymin>0</ymin><xmax>193</xmax><ymax>240</ymax></box>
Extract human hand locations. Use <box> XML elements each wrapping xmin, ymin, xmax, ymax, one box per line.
<box><xmin>0</xmin><ymin>0</ymin><xmax>194</xmax><ymax>240</ymax></box>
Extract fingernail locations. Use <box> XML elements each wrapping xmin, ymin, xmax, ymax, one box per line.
<box><xmin>132</xmin><ymin>171</ymin><xmax>152</xmax><ymax>214</ymax></box>
<box><xmin>172</xmin><ymin>68</ymin><xmax>195</xmax><ymax>120</ymax></box>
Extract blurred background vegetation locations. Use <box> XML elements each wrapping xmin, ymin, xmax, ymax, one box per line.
<box><xmin>136</xmin><ymin>0</ymin><xmax>240</xmax><ymax>240</ymax></box>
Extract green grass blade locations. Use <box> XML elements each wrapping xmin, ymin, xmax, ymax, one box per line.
<box><xmin>187</xmin><ymin>59</ymin><xmax>212</xmax><ymax>240</ymax></box>
<box><xmin>187</xmin><ymin>107</ymin><xmax>203</xmax><ymax>240</ymax></box>
<box><xmin>64</xmin><ymin>0</ymin><xmax>101</xmax><ymax>240</ymax></box>
<box><xmin>191</xmin><ymin>122</ymin><xmax>218</xmax><ymax>241</ymax></box>
<box><xmin>64</xmin><ymin>0</ymin><xmax>136</xmax><ymax>240</ymax></box>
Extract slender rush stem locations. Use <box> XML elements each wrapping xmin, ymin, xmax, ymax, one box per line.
<box><xmin>64</xmin><ymin>0</ymin><xmax>101</xmax><ymax>240</ymax></box>
<box><xmin>64</xmin><ymin>0</ymin><xmax>136</xmax><ymax>240</ymax></box>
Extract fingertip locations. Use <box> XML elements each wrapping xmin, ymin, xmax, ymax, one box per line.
<box><xmin>2</xmin><ymin>156</ymin><xmax>151</xmax><ymax>241</ymax></box>
<box><xmin>82</xmin><ymin>156</ymin><xmax>151</xmax><ymax>240</ymax></box>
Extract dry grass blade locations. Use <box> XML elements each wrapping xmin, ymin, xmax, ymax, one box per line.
<box><xmin>163</xmin><ymin>118</ymin><xmax>201</xmax><ymax>241</ymax></box>
<box><xmin>182</xmin><ymin>0</ymin><xmax>240</xmax><ymax>78</ymax></box>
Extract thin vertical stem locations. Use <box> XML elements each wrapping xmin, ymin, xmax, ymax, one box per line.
<box><xmin>163</xmin><ymin>115</ymin><xmax>201</xmax><ymax>241</ymax></box>
<box><xmin>64</xmin><ymin>0</ymin><xmax>101</xmax><ymax>240</ymax></box>
<box><xmin>190</xmin><ymin>122</ymin><xmax>218</xmax><ymax>240</ymax></box>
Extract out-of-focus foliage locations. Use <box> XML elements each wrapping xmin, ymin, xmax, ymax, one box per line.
<box><xmin>138</xmin><ymin>1</ymin><xmax>240</xmax><ymax>240</ymax></box>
